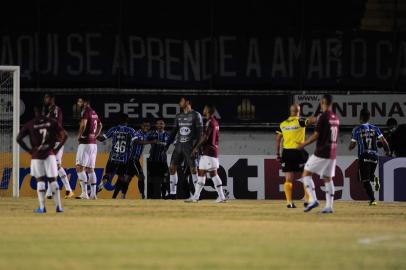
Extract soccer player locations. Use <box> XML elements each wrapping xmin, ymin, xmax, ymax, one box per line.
<box><xmin>96</xmin><ymin>113</ymin><xmax>136</xmax><ymax>194</ymax></box>
<box><xmin>298</xmin><ymin>94</ymin><xmax>340</xmax><ymax>214</ymax></box>
<box><xmin>43</xmin><ymin>93</ymin><xmax>74</xmax><ymax>199</ymax></box>
<box><xmin>147</xmin><ymin>118</ymin><xmax>170</xmax><ymax>198</ymax></box>
<box><xmin>75</xmin><ymin>97</ymin><xmax>102</xmax><ymax>200</ymax></box>
<box><xmin>276</xmin><ymin>104</ymin><xmax>311</xmax><ymax>208</ymax></box>
<box><xmin>185</xmin><ymin>104</ymin><xmax>226</xmax><ymax>203</ymax></box>
<box><xmin>349</xmin><ymin>108</ymin><xmax>390</xmax><ymax>206</ymax></box>
<box><xmin>16</xmin><ymin>105</ymin><xmax>67</xmax><ymax>213</ymax></box>
<box><xmin>166</xmin><ymin>97</ymin><xmax>203</xmax><ymax>199</ymax></box>
<box><xmin>117</xmin><ymin>119</ymin><xmax>156</xmax><ymax>199</ymax></box>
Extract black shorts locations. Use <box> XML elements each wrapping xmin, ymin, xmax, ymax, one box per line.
<box><xmin>358</xmin><ymin>153</ymin><xmax>378</xmax><ymax>182</ymax></box>
<box><xmin>126</xmin><ymin>159</ymin><xmax>144</xmax><ymax>178</ymax></box>
<box><xmin>170</xmin><ymin>143</ymin><xmax>197</xmax><ymax>168</ymax></box>
<box><xmin>147</xmin><ymin>160</ymin><xmax>168</xmax><ymax>177</ymax></box>
<box><xmin>105</xmin><ymin>160</ymin><xmax>127</xmax><ymax>176</ymax></box>
<box><xmin>281</xmin><ymin>149</ymin><xmax>309</xmax><ymax>172</ymax></box>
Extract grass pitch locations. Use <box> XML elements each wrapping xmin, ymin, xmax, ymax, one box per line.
<box><xmin>0</xmin><ymin>198</ymin><xmax>405</xmax><ymax>270</ymax></box>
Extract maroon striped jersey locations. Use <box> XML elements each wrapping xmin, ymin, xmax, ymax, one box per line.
<box><xmin>19</xmin><ymin>116</ymin><xmax>63</xmax><ymax>159</ymax></box>
<box><xmin>79</xmin><ymin>106</ymin><xmax>100</xmax><ymax>144</ymax></box>
<box><xmin>202</xmin><ymin>116</ymin><xmax>219</xmax><ymax>158</ymax></box>
<box><xmin>314</xmin><ymin>110</ymin><xmax>340</xmax><ymax>159</ymax></box>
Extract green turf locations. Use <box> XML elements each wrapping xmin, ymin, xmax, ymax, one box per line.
<box><xmin>0</xmin><ymin>198</ymin><xmax>405</xmax><ymax>270</ymax></box>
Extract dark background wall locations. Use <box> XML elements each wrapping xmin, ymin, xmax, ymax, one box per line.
<box><xmin>1</xmin><ymin>0</ymin><xmax>405</xmax><ymax>90</ymax></box>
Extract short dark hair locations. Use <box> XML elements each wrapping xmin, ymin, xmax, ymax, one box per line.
<box><xmin>118</xmin><ymin>113</ymin><xmax>128</xmax><ymax>124</ymax></box>
<box><xmin>155</xmin><ymin>117</ymin><xmax>165</xmax><ymax>123</ymax></box>
<box><xmin>205</xmin><ymin>104</ymin><xmax>216</xmax><ymax>115</ymax></box>
<box><xmin>141</xmin><ymin>118</ymin><xmax>150</xmax><ymax>124</ymax></box>
<box><xmin>180</xmin><ymin>96</ymin><xmax>193</xmax><ymax>105</ymax></box>
<box><xmin>360</xmin><ymin>108</ymin><xmax>370</xmax><ymax>123</ymax></box>
<box><xmin>80</xmin><ymin>96</ymin><xmax>90</xmax><ymax>103</ymax></box>
<box><xmin>44</xmin><ymin>92</ymin><xmax>54</xmax><ymax>98</ymax></box>
<box><xmin>387</xmin><ymin>118</ymin><xmax>397</xmax><ymax>127</ymax></box>
<box><xmin>33</xmin><ymin>104</ymin><xmax>43</xmax><ymax>115</ymax></box>
<box><xmin>322</xmin><ymin>94</ymin><xmax>333</xmax><ymax>106</ymax></box>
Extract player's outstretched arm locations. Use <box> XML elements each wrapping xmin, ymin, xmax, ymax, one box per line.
<box><xmin>95</xmin><ymin>121</ymin><xmax>103</xmax><ymax>138</ymax></box>
<box><xmin>54</xmin><ymin>129</ymin><xmax>68</xmax><ymax>153</ymax></box>
<box><xmin>348</xmin><ymin>141</ymin><xmax>356</xmax><ymax>151</ymax></box>
<box><xmin>192</xmin><ymin>134</ymin><xmax>208</xmax><ymax>157</ymax></box>
<box><xmin>275</xmin><ymin>133</ymin><xmax>283</xmax><ymax>161</ymax></box>
<box><xmin>166</xmin><ymin>117</ymin><xmax>179</xmax><ymax>148</ymax></box>
<box><xmin>16</xmin><ymin>131</ymin><xmax>32</xmax><ymax>154</ymax></box>
<box><xmin>379</xmin><ymin>136</ymin><xmax>391</xmax><ymax>156</ymax></box>
<box><xmin>298</xmin><ymin>131</ymin><xmax>319</xmax><ymax>149</ymax></box>
<box><xmin>78</xmin><ymin>118</ymin><xmax>87</xmax><ymax>141</ymax></box>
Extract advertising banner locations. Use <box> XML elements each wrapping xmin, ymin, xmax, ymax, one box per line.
<box><xmin>19</xmin><ymin>92</ymin><xmax>289</xmax><ymax>127</ymax></box>
<box><xmin>3</xmin><ymin>153</ymin><xmax>403</xmax><ymax>201</ymax></box>
<box><xmin>294</xmin><ymin>94</ymin><xmax>406</xmax><ymax>126</ymax></box>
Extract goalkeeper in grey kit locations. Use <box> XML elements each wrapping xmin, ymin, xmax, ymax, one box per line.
<box><xmin>165</xmin><ymin>96</ymin><xmax>203</xmax><ymax>199</ymax></box>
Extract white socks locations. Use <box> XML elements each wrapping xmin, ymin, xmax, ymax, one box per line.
<box><xmin>77</xmin><ymin>171</ymin><xmax>88</xmax><ymax>197</ymax></box>
<box><xmin>59</xmin><ymin>168</ymin><xmax>72</xmax><ymax>192</ymax></box>
<box><xmin>88</xmin><ymin>172</ymin><xmax>97</xmax><ymax>198</ymax></box>
<box><xmin>303</xmin><ymin>176</ymin><xmax>317</xmax><ymax>202</ymax></box>
<box><xmin>193</xmin><ymin>176</ymin><xmax>206</xmax><ymax>200</ymax></box>
<box><xmin>193</xmin><ymin>175</ymin><xmax>225</xmax><ymax>201</ymax></box>
<box><xmin>324</xmin><ymin>180</ymin><xmax>335</xmax><ymax>209</ymax></box>
<box><xmin>49</xmin><ymin>181</ymin><xmax>62</xmax><ymax>209</ymax></box>
<box><xmin>169</xmin><ymin>174</ymin><xmax>178</xmax><ymax>195</ymax></box>
<box><xmin>37</xmin><ymin>182</ymin><xmax>46</xmax><ymax>210</ymax></box>
<box><xmin>212</xmin><ymin>175</ymin><xmax>226</xmax><ymax>200</ymax></box>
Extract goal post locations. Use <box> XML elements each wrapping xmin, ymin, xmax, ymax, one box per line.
<box><xmin>0</xmin><ymin>66</ymin><xmax>20</xmax><ymax>198</ymax></box>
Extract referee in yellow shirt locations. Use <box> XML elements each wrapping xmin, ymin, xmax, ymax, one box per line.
<box><xmin>276</xmin><ymin>104</ymin><xmax>313</xmax><ymax>208</ymax></box>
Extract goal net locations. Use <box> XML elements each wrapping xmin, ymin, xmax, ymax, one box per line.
<box><xmin>0</xmin><ymin>66</ymin><xmax>20</xmax><ymax>198</ymax></box>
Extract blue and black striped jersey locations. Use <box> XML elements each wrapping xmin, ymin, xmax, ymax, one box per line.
<box><xmin>130</xmin><ymin>130</ymin><xmax>151</xmax><ymax>160</ymax></box>
<box><xmin>149</xmin><ymin>130</ymin><xmax>170</xmax><ymax>163</ymax></box>
<box><xmin>351</xmin><ymin>123</ymin><xmax>383</xmax><ymax>157</ymax></box>
<box><xmin>103</xmin><ymin>125</ymin><xmax>137</xmax><ymax>163</ymax></box>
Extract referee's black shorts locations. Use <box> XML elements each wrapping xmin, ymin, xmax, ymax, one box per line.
<box><xmin>358</xmin><ymin>153</ymin><xmax>378</xmax><ymax>182</ymax></box>
<box><xmin>281</xmin><ymin>149</ymin><xmax>309</xmax><ymax>173</ymax></box>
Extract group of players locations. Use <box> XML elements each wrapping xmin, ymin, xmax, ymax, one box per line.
<box><xmin>16</xmin><ymin>94</ymin><xmax>224</xmax><ymax>213</ymax></box>
<box><xmin>277</xmin><ymin>94</ymin><xmax>391</xmax><ymax>213</ymax></box>
<box><xmin>16</xmin><ymin>92</ymin><xmax>390</xmax><ymax>214</ymax></box>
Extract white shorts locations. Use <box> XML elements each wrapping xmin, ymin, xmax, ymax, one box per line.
<box><xmin>55</xmin><ymin>143</ymin><xmax>64</xmax><ymax>165</ymax></box>
<box><xmin>198</xmin><ymin>155</ymin><xmax>219</xmax><ymax>171</ymax></box>
<box><xmin>76</xmin><ymin>144</ymin><xmax>97</xmax><ymax>169</ymax></box>
<box><xmin>31</xmin><ymin>155</ymin><xmax>58</xmax><ymax>178</ymax></box>
<box><xmin>304</xmin><ymin>154</ymin><xmax>336</xmax><ymax>178</ymax></box>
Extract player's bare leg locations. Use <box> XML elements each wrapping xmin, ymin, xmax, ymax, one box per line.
<box><xmin>189</xmin><ymin>166</ymin><xmax>198</xmax><ymax>198</ymax></box>
<box><xmin>112</xmin><ymin>175</ymin><xmax>126</xmax><ymax>199</ymax></box>
<box><xmin>186</xmin><ymin>169</ymin><xmax>226</xmax><ymax>203</ymax></box>
<box><xmin>169</xmin><ymin>164</ymin><xmax>178</xmax><ymax>199</ymax></box>
<box><xmin>35</xmin><ymin>177</ymin><xmax>47</xmax><ymax>213</ymax></box>
<box><xmin>284</xmin><ymin>172</ymin><xmax>296</xmax><ymax>208</ymax></box>
<box><xmin>76</xmin><ymin>165</ymin><xmax>89</xmax><ymax>199</ymax></box>
<box><xmin>98</xmin><ymin>172</ymin><xmax>113</xmax><ymax>193</ymax></box>
<box><xmin>87</xmin><ymin>167</ymin><xmax>97</xmax><ymax>199</ymax></box>
<box><xmin>58</xmin><ymin>164</ymin><xmax>74</xmax><ymax>199</ymax></box>
<box><xmin>295</xmin><ymin>172</ymin><xmax>309</xmax><ymax>207</ymax></box>
<box><xmin>319</xmin><ymin>177</ymin><xmax>335</xmax><ymax>214</ymax></box>
<box><xmin>120</xmin><ymin>176</ymin><xmax>133</xmax><ymax>199</ymax></box>
<box><xmin>302</xmin><ymin>170</ymin><xmax>320</xmax><ymax>212</ymax></box>
<box><xmin>48</xmin><ymin>177</ymin><xmax>64</xmax><ymax>212</ymax></box>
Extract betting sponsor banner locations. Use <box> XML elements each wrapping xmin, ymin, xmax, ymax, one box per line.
<box><xmin>379</xmin><ymin>157</ymin><xmax>406</xmax><ymax>202</ymax></box>
<box><xmin>4</xmin><ymin>153</ymin><xmax>404</xmax><ymax>201</ymax></box>
<box><xmin>294</xmin><ymin>94</ymin><xmax>406</xmax><ymax>126</ymax></box>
